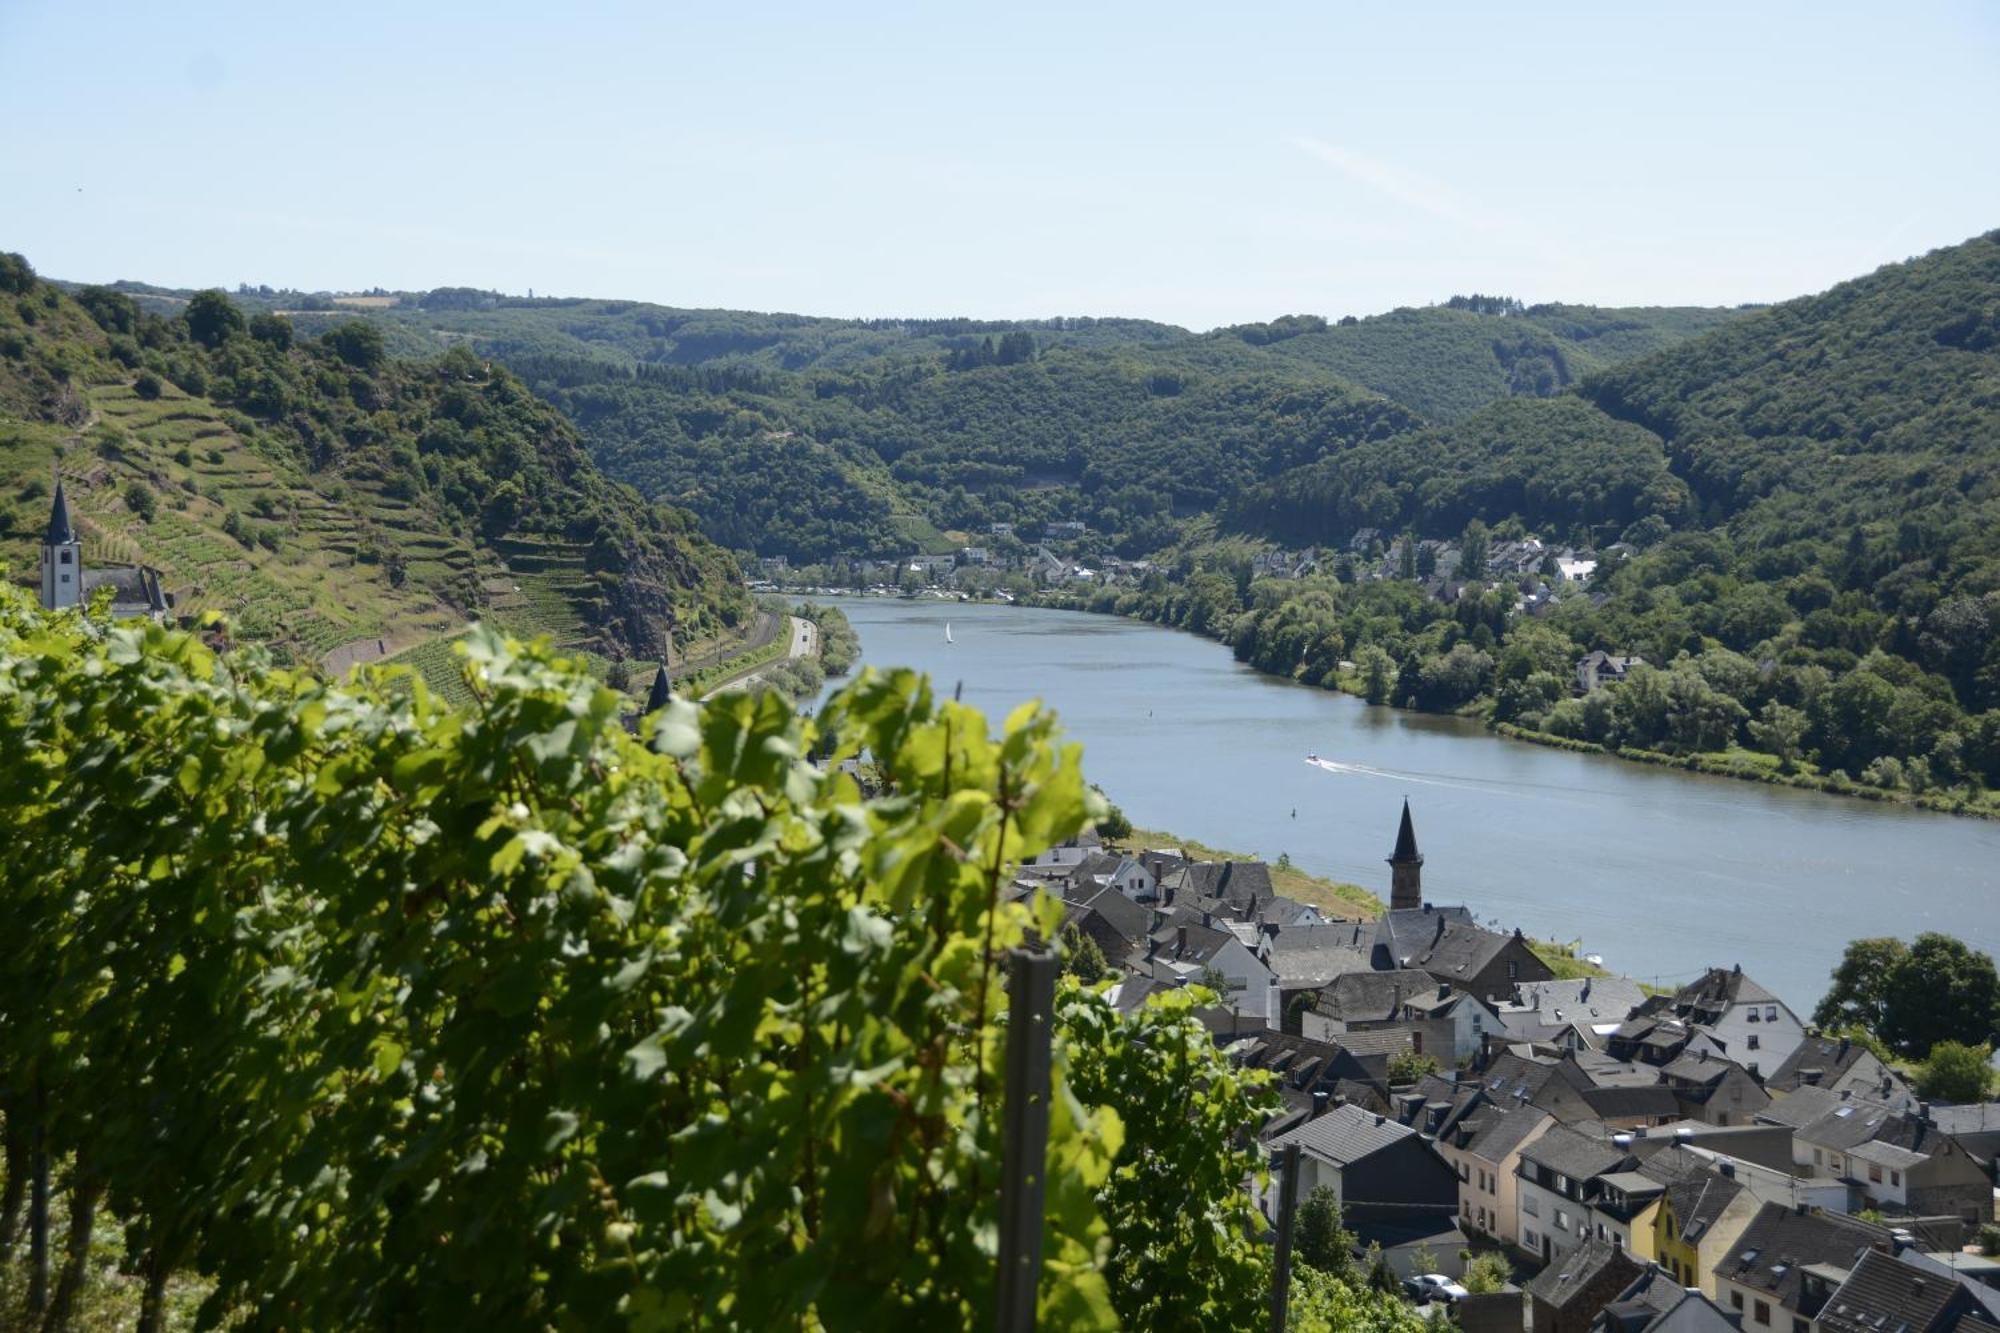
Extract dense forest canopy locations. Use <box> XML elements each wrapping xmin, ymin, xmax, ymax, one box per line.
<box><xmin>83</xmin><ymin>277</ymin><xmax>1741</xmax><ymax>562</ymax></box>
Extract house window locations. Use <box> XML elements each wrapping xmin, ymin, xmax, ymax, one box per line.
<box><xmin>1463</xmin><ymin>1200</ymin><xmax>1471</xmax><ymax>1218</ymax></box>
<box><xmin>60</xmin><ymin>550</ymin><xmax>73</xmax><ymax>565</ymax></box>
<box><xmin>1765</xmin><ymin>1005</ymin><xmax>1778</xmax><ymax>1021</ymax></box>
<box><xmin>1507</xmin><ymin>961</ymin><xmax>1520</xmax><ymax>979</ymax></box>
<box><xmin>1755</xmin><ymin>1301</ymin><xmax>1771</xmax><ymax>1325</ymax></box>
<box><xmin>1890</xmin><ymin>1170</ymin><xmax>1900</xmax><ymax>1186</ymax></box>
<box><xmin>1523</xmin><ymin>1229</ymin><xmax>1539</xmax><ymax>1252</ymax></box>
<box><xmin>1523</xmin><ymin>1196</ymin><xmax>1539</xmax><ymax>1218</ymax></box>
<box><xmin>1555</xmin><ymin>1208</ymin><xmax>1569</xmax><ymax>1230</ymax></box>
<box><xmin>1747</xmin><ymin>1009</ymin><xmax>1760</xmax><ymax>1022</ymax></box>
<box><xmin>1868</xmin><ymin>1164</ymin><xmax>1882</xmax><ymax>1184</ymax></box>
<box><xmin>1555</xmin><ymin>1173</ymin><xmax>1570</xmax><ymax>1194</ymax></box>
<box><xmin>1814</xmin><ymin>1148</ymin><xmax>1823</xmax><ymax>1165</ymax></box>
<box><xmin>1748</xmin><ymin>1034</ymin><xmax>1760</xmax><ymax>1050</ymax></box>
<box><xmin>1794</xmin><ymin>1320</ymin><xmax>1810</xmax><ymax>1333</ymax></box>
<box><xmin>1459</xmin><ymin>1162</ymin><xmax>1470</xmax><ymax>1182</ymax></box>
<box><xmin>1730</xmin><ymin>1292</ymin><xmax>1745</xmax><ymax>1312</ymax></box>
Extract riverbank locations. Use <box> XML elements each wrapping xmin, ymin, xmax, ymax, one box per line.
<box><xmin>1032</xmin><ymin>592</ymin><xmax>2000</xmax><ymax>823</ymax></box>
<box><xmin>1121</xmin><ymin>825</ymin><xmax>1382</xmax><ymax>919</ymax></box>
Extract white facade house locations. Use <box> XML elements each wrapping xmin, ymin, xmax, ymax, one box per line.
<box><xmin>1109</xmin><ymin>857</ymin><xmax>1156</xmax><ymax>902</ymax></box>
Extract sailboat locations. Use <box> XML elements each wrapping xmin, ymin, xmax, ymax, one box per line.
<box><xmin>945</xmin><ymin>622</ymin><xmax>954</xmax><ymax>645</ymax></box>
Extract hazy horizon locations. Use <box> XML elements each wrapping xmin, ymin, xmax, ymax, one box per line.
<box><xmin>4</xmin><ymin>1</ymin><xmax>1998</xmax><ymax>329</ymax></box>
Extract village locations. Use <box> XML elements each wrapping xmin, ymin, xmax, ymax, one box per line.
<box><xmin>1017</xmin><ymin>802</ymin><xmax>2000</xmax><ymax>1333</ymax></box>
<box><xmin>756</xmin><ymin>521</ymin><xmax>1616</xmax><ymax>616</ymax></box>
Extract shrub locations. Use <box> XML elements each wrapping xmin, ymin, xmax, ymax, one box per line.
<box><xmin>133</xmin><ymin>370</ymin><xmax>163</xmax><ymax>400</ymax></box>
<box><xmin>123</xmin><ymin>479</ymin><xmax>157</xmax><ymax>522</ymax></box>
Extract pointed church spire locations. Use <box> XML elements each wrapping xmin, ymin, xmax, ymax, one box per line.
<box><xmin>45</xmin><ymin>479</ymin><xmax>76</xmax><ymax>547</ymax></box>
<box><xmin>1390</xmin><ymin>798</ymin><xmax>1421</xmax><ymax>865</ymax></box>
<box><xmin>1387</xmin><ymin>798</ymin><xmax>1424</xmax><ymax>911</ymax></box>
<box><xmin>645</xmin><ymin>664</ymin><xmax>672</xmax><ymax>713</ymax></box>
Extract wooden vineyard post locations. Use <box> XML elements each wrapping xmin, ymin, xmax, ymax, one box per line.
<box><xmin>1269</xmin><ymin>1141</ymin><xmax>1303</xmax><ymax>1333</ymax></box>
<box><xmin>994</xmin><ymin>948</ymin><xmax>1057</xmax><ymax>1333</ymax></box>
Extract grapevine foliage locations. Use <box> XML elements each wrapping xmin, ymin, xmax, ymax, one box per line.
<box><xmin>0</xmin><ymin>588</ymin><xmax>1288</xmax><ymax>1329</ymax></box>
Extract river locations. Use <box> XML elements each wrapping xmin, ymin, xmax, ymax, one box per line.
<box><xmin>816</xmin><ymin>597</ymin><xmax>2000</xmax><ymax>1012</ymax></box>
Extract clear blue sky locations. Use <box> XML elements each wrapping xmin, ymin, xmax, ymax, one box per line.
<box><xmin>3</xmin><ymin>1</ymin><xmax>1996</xmax><ymax>329</ymax></box>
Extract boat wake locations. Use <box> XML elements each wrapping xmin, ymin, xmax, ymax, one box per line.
<box><xmin>1303</xmin><ymin>755</ymin><xmax>1500</xmax><ymax>795</ymax></box>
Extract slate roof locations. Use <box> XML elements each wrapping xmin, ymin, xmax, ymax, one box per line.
<box><xmin>1374</xmin><ymin>908</ymin><xmax>1539</xmax><ymax>993</ymax></box>
<box><xmin>1717</xmin><ymin>1202</ymin><xmax>1890</xmax><ymax>1310</ymax></box>
<box><xmin>1673</xmin><ymin>965</ymin><xmax>1780</xmax><ymax>1012</ymax></box>
<box><xmin>1527</xmin><ymin>1237</ymin><xmax>1643</xmax><ymax>1310</ymax></box>
<box><xmin>1509</xmin><ymin>976</ymin><xmax>1647</xmax><ymax>1028</ymax></box>
<box><xmin>1662</xmin><ymin>1169</ymin><xmax>1745</xmax><ymax>1244</ymax></box>
<box><xmin>1597</xmin><ymin>1267</ymin><xmax>1741</xmax><ymax>1333</ymax></box>
<box><xmin>1157</xmin><ymin>922</ymin><xmax>1239</xmax><ymax>966</ymax></box>
<box><xmin>1262</xmin><ymin>924</ymin><xmax>1373</xmax><ymax>990</ymax></box>
<box><xmin>80</xmin><ymin>565</ymin><xmax>169</xmax><ymax>616</ymax></box>
<box><xmin>1269</xmin><ymin>1101</ymin><xmax>1418</xmax><ymax>1166</ymax></box>
<box><xmin>1757</xmin><ymin>1083</ymin><xmax>1853</xmax><ymax>1130</ymax></box>
<box><xmin>1816</xmin><ymin>1247</ymin><xmax>1976</xmax><ymax>1333</ymax></box>
<box><xmin>1521</xmin><ymin>1123</ymin><xmax>1633</xmax><ymax>1182</ymax></box>
<box><xmin>1458</xmin><ymin>1104</ymin><xmax>1552</xmax><ymax>1162</ymax></box>
<box><xmin>1162</xmin><ymin>860</ymin><xmax>1274</xmax><ymax>907</ymax></box>
<box><xmin>1390</xmin><ymin>798</ymin><xmax>1422</xmax><ymax>864</ymax></box>
<box><xmin>1317</xmin><ymin>969</ymin><xmax>1441</xmax><ymax>1023</ymax></box>
<box><xmin>1582</xmin><ymin>1085</ymin><xmax>1682</xmax><ymax>1121</ymax></box>
<box><xmin>45</xmin><ymin>481</ymin><xmax>76</xmax><ymax>545</ymax></box>
<box><xmin>1335</xmin><ymin>1028</ymin><xmax>1418</xmax><ymax>1059</ymax></box>
<box><xmin>1064</xmin><ymin>883</ymin><xmax>1151</xmax><ymax>943</ymax></box>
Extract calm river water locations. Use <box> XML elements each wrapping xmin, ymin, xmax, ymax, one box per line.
<box><xmin>817</xmin><ymin>597</ymin><xmax>2000</xmax><ymax>1011</ymax></box>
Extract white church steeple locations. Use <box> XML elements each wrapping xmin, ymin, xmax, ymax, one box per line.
<box><xmin>40</xmin><ymin>478</ymin><xmax>82</xmax><ymax>611</ymax></box>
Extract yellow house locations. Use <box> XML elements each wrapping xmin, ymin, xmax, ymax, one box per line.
<box><xmin>1652</xmin><ymin>1171</ymin><xmax>1761</xmax><ymax>1296</ymax></box>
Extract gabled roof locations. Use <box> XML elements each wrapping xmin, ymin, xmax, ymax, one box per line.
<box><xmin>1596</xmin><ymin>1266</ymin><xmax>1741</xmax><ymax>1333</ymax></box>
<box><xmin>1717</xmin><ymin>1202</ymin><xmax>1890</xmax><ymax>1310</ymax></box>
<box><xmin>79</xmin><ymin>565</ymin><xmax>169</xmax><ymax>615</ymax></box>
<box><xmin>1461</xmin><ymin>1104</ymin><xmax>1553</xmax><ymax>1163</ymax></box>
<box><xmin>1582</xmin><ymin>1085</ymin><xmax>1682</xmax><ymax>1120</ymax></box>
<box><xmin>1520</xmin><ymin>1123</ymin><xmax>1633</xmax><ymax>1182</ymax></box>
<box><xmin>1661</xmin><ymin>1169</ymin><xmax>1745</xmax><ymax>1244</ymax></box>
<box><xmin>1269</xmin><ymin>1101</ymin><xmax>1419</xmax><ymax>1167</ymax></box>
<box><xmin>1527</xmin><ymin>1237</ymin><xmax>1644</xmax><ymax>1311</ymax></box>
<box><xmin>1816</xmin><ymin>1247</ymin><xmax>1976</xmax><ymax>1333</ymax></box>
<box><xmin>1316</xmin><ymin>969</ymin><xmax>1440</xmax><ymax>1023</ymax></box>
<box><xmin>1508</xmin><ymin>976</ymin><xmax>1647</xmax><ymax>1028</ymax></box>
<box><xmin>45</xmin><ymin>480</ymin><xmax>76</xmax><ymax>546</ymax></box>
<box><xmin>1673</xmin><ymin>965</ymin><xmax>1780</xmax><ymax>1012</ymax></box>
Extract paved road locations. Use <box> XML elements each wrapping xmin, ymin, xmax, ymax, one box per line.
<box><xmin>702</xmin><ymin>615</ymin><xmax>816</xmax><ymax>698</ymax></box>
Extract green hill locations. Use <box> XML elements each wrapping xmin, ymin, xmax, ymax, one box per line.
<box><xmin>92</xmin><ymin>282</ymin><xmax>1737</xmax><ymax>563</ymax></box>
<box><xmin>0</xmin><ymin>254</ymin><xmax>746</xmax><ymax>668</ymax></box>
<box><xmin>1189</xmin><ymin>230</ymin><xmax>2000</xmax><ymax>803</ymax></box>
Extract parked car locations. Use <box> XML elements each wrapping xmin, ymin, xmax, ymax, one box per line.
<box><xmin>1403</xmin><ymin>1273</ymin><xmax>1469</xmax><ymax>1304</ymax></box>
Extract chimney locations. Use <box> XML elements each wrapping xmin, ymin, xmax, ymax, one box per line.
<box><xmin>1313</xmin><ymin>1090</ymin><xmax>1329</xmax><ymax>1115</ymax></box>
<box><xmin>1438</xmin><ymin>983</ymin><xmax>1451</xmax><ymax>1000</ymax></box>
<box><xmin>1374</xmin><ymin>1113</ymin><xmax>1386</xmax><ymax>1127</ymax></box>
<box><xmin>1719</xmin><ymin>1162</ymin><xmax>1735</xmax><ymax>1179</ymax></box>
<box><xmin>1918</xmin><ymin>1101</ymin><xmax>1931</xmax><ymax>1124</ymax></box>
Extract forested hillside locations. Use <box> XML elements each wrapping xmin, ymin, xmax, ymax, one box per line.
<box><xmin>1123</xmin><ymin>231</ymin><xmax>2000</xmax><ymax>808</ymax></box>
<box><xmin>0</xmin><ymin>254</ymin><xmax>745</xmax><ymax>665</ymax></box>
<box><xmin>94</xmin><ymin>281</ymin><xmax>1737</xmax><ymax>562</ymax></box>
<box><xmin>520</xmin><ymin>351</ymin><xmax>1422</xmax><ymax>561</ymax></box>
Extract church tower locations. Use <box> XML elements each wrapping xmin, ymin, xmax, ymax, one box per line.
<box><xmin>645</xmin><ymin>665</ymin><xmax>672</xmax><ymax>713</ymax></box>
<box><xmin>1387</xmin><ymin>798</ymin><xmax>1423</xmax><ymax>911</ymax></box>
<box><xmin>40</xmin><ymin>480</ymin><xmax>82</xmax><ymax>611</ymax></box>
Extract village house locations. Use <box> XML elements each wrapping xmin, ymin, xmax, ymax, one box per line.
<box><xmin>1660</xmin><ymin>966</ymin><xmax>1807</xmax><ymax>1077</ymax></box>
<box><xmin>1757</xmin><ymin>1088</ymin><xmax>1994</xmax><ymax>1224</ymax></box>
<box><xmin>1578</xmin><ymin>650</ymin><xmax>1646</xmax><ymax>692</ymax></box>
<box><xmin>1813</xmin><ymin>1246</ymin><xmax>1999</xmax><ymax>1333</ymax></box>
<box><xmin>1653</xmin><ymin>1168</ymin><xmax>1760</xmax><ymax>1296</ymax></box>
<box><xmin>1528</xmin><ymin>1237</ymin><xmax>1646</xmax><ymax>1333</ymax></box>
<box><xmin>1764</xmin><ymin>1033</ymin><xmax>1914</xmax><ymax>1106</ymax></box>
<box><xmin>1711</xmin><ymin>1202</ymin><xmax>1892</xmax><ymax>1333</ymax></box>
<box><xmin>1659</xmin><ymin>1048</ymin><xmax>1773</xmax><ymax>1126</ymax></box>
<box><xmin>1267</xmin><ymin>1103</ymin><xmax>1459</xmax><ymax>1222</ymax></box>
<box><xmin>1438</xmin><ymin>1102</ymin><xmax>1554</xmax><ymax>1246</ymax></box>
<box><xmin>1517</xmin><ymin>1124</ymin><xmax>1638</xmax><ymax>1266</ymax></box>
<box><xmin>1147</xmin><ymin>920</ymin><xmax>1277</xmax><ymax>1024</ymax></box>
<box><xmin>1589</xmin><ymin>1265</ymin><xmax>1743</xmax><ymax>1333</ymax></box>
